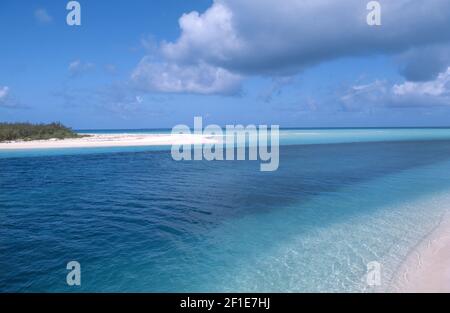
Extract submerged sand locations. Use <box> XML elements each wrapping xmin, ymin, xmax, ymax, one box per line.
<box><xmin>0</xmin><ymin>133</ymin><xmax>219</xmax><ymax>150</ymax></box>
<box><xmin>389</xmin><ymin>212</ymin><xmax>450</xmax><ymax>293</ymax></box>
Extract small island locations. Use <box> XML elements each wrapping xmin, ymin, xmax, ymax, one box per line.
<box><xmin>0</xmin><ymin>122</ymin><xmax>84</xmax><ymax>142</ymax></box>
<box><xmin>0</xmin><ymin>123</ymin><xmax>216</xmax><ymax>150</ymax></box>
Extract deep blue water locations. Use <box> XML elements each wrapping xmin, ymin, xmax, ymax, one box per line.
<box><xmin>1</xmin><ymin>131</ymin><xmax>450</xmax><ymax>292</ymax></box>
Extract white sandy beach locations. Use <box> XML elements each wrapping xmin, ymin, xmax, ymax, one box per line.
<box><xmin>389</xmin><ymin>212</ymin><xmax>450</xmax><ymax>293</ymax></box>
<box><xmin>0</xmin><ymin>133</ymin><xmax>220</xmax><ymax>150</ymax></box>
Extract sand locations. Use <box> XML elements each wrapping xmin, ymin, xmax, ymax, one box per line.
<box><xmin>0</xmin><ymin>133</ymin><xmax>219</xmax><ymax>150</ymax></box>
<box><xmin>389</xmin><ymin>212</ymin><xmax>450</xmax><ymax>293</ymax></box>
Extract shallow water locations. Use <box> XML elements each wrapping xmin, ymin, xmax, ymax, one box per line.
<box><xmin>1</xmin><ymin>130</ymin><xmax>450</xmax><ymax>292</ymax></box>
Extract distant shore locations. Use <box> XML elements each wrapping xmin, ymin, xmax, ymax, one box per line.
<box><xmin>389</xmin><ymin>212</ymin><xmax>450</xmax><ymax>293</ymax></box>
<box><xmin>0</xmin><ymin>133</ymin><xmax>219</xmax><ymax>150</ymax></box>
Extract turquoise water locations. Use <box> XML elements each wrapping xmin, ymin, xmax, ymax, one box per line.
<box><xmin>1</xmin><ymin>129</ymin><xmax>450</xmax><ymax>292</ymax></box>
<box><xmin>3</xmin><ymin>128</ymin><xmax>450</xmax><ymax>159</ymax></box>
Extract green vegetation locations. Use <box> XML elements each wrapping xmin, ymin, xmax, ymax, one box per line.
<box><xmin>0</xmin><ymin>122</ymin><xmax>84</xmax><ymax>142</ymax></box>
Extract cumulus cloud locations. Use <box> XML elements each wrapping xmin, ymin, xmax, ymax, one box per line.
<box><xmin>341</xmin><ymin>67</ymin><xmax>450</xmax><ymax>109</ymax></box>
<box><xmin>161</xmin><ymin>3</ymin><xmax>242</xmax><ymax>67</ymax></box>
<box><xmin>393</xmin><ymin>68</ymin><xmax>450</xmax><ymax>97</ymax></box>
<box><xmin>132</xmin><ymin>58</ymin><xmax>242</xmax><ymax>95</ymax></box>
<box><xmin>34</xmin><ymin>9</ymin><xmax>52</xmax><ymax>24</ymax></box>
<box><xmin>132</xmin><ymin>0</ymin><xmax>450</xmax><ymax>95</ymax></box>
<box><xmin>396</xmin><ymin>44</ymin><xmax>450</xmax><ymax>82</ymax></box>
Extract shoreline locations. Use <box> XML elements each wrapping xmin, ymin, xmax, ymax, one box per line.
<box><xmin>389</xmin><ymin>211</ymin><xmax>450</xmax><ymax>293</ymax></box>
<box><xmin>0</xmin><ymin>133</ymin><xmax>219</xmax><ymax>150</ymax></box>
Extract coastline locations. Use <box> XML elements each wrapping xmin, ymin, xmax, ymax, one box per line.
<box><xmin>0</xmin><ymin>133</ymin><xmax>219</xmax><ymax>150</ymax></box>
<box><xmin>389</xmin><ymin>211</ymin><xmax>450</xmax><ymax>293</ymax></box>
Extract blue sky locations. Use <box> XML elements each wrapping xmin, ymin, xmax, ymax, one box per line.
<box><xmin>1</xmin><ymin>0</ymin><xmax>450</xmax><ymax>129</ymax></box>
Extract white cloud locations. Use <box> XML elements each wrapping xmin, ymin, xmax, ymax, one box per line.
<box><xmin>68</xmin><ymin>60</ymin><xmax>95</xmax><ymax>77</ymax></box>
<box><xmin>132</xmin><ymin>0</ymin><xmax>450</xmax><ymax>95</ymax></box>
<box><xmin>340</xmin><ymin>67</ymin><xmax>450</xmax><ymax>109</ymax></box>
<box><xmin>131</xmin><ymin>4</ymin><xmax>242</xmax><ymax>95</ymax></box>
<box><xmin>0</xmin><ymin>86</ymin><xmax>22</xmax><ymax>109</ymax></box>
<box><xmin>160</xmin><ymin>0</ymin><xmax>450</xmax><ymax>75</ymax></box>
<box><xmin>161</xmin><ymin>2</ymin><xmax>243</xmax><ymax>66</ymax></box>
<box><xmin>340</xmin><ymin>80</ymin><xmax>388</xmax><ymax>111</ymax></box>
<box><xmin>132</xmin><ymin>58</ymin><xmax>242</xmax><ymax>95</ymax></box>
<box><xmin>393</xmin><ymin>67</ymin><xmax>450</xmax><ymax>97</ymax></box>
<box><xmin>0</xmin><ymin>86</ymin><xmax>9</xmax><ymax>101</ymax></box>
<box><xmin>34</xmin><ymin>9</ymin><xmax>53</xmax><ymax>24</ymax></box>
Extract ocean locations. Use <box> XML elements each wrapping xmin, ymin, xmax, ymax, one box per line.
<box><xmin>1</xmin><ymin>128</ymin><xmax>450</xmax><ymax>292</ymax></box>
